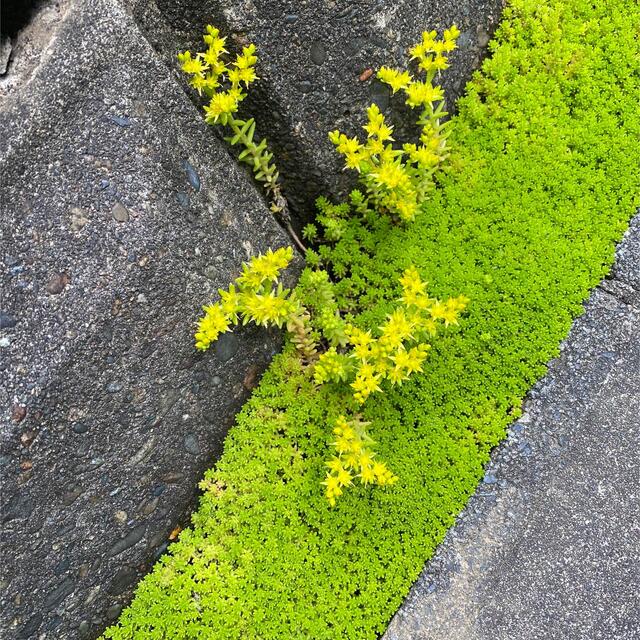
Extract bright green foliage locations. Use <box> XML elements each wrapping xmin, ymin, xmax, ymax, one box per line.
<box><xmin>329</xmin><ymin>27</ymin><xmax>460</xmax><ymax>222</ymax></box>
<box><xmin>106</xmin><ymin>0</ymin><xmax>639</xmax><ymax>638</ymax></box>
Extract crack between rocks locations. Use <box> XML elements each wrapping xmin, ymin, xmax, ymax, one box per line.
<box><xmin>118</xmin><ymin>0</ymin><xmax>309</xmax><ymax>254</ymax></box>
<box><xmin>597</xmin><ymin>278</ymin><xmax>640</xmax><ymax>311</ymax></box>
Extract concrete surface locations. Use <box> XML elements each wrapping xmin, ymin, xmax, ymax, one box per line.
<box><xmin>384</xmin><ymin>215</ymin><xmax>640</xmax><ymax>640</ymax></box>
<box><xmin>124</xmin><ymin>0</ymin><xmax>505</xmax><ymax>225</ymax></box>
<box><xmin>0</xmin><ymin>0</ymin><xmax>295</xmax><ymax>638</ymax></box>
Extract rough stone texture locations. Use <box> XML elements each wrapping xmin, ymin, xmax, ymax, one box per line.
<box><xmin>124</xmin><ymin>0</ymin><xmax>505</xmax><ymax>224</ymax></box>
<box><xmin>384</xmin><ymin>216</ymin><xmax>640</xmax><ymax>640</ymax></box>
<box><xmin>0</xmin><ymin>1</ymin><xmax>295</xmax><ymax>638</ymax></box>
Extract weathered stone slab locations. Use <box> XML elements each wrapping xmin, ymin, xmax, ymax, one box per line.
<box><xmin>0</xmin><ymin>1</ymin><xmax>294</xmax><ymax>638</ymax></box>
<box><xmin>125</xmin><ymin>0</ymin><xmax>505</xmax><ymax>223</ymax></box>
<box><xmin>383</xmin><ymin>220</ymin><xmax>640</xmax><ymax>640</ymax></box>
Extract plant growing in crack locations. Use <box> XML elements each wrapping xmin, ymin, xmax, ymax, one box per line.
<box><xmin>178</xmin><ymin>25</ymin><xmax>306</xmax><ymax>252</ymax></box>
<box><xmin>183</xmin><ymin>24</ymin><xmax>468</xmax><ymax>506</ymax></box>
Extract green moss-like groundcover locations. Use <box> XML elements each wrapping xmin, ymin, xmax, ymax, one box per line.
<box><xmin>106</xmin><ymin>1</ymin><xmax>639</xmax><ymax>638</ymax></box>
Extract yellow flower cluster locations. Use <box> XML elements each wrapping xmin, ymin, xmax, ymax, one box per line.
<box><xmin>194</xmin><ymin>247</ymin><xmax>296</xmax><ymax>351</ymax></box>
<box><xmin>313</xmin><ymin>267</ymin><xmax>468</xmax><ymax>405</ymax></box>
<box><xmin>409</xmin><ymin>26</ymin><xmax>460</xmax><ymax>73</ymax></box>
<box><xmin>329</xmin><ymin>27</ymin><xmax>460</xmax><ymax>223</ymax></box>
<box><xmin>322</xmin><ymin>416</ymin><xmax>398</xmax><ymax>506</ymax></box>
<box><xmin>177</xmin><ymin>25</ymin><xmax>259</xmax><ymax>125</ymax></box>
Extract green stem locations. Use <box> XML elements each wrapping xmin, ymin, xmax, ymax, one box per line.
<box><xmin>228</xmin><ymin>118</ymin><xmax>307</xmax><ymax>254</ymax></box>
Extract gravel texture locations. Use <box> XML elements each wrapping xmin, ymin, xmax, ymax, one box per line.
<box><xmin>124</xmin><ymin>0</ymin><xmax>505</xmax><ymax>226</ymax></box>
<box><xmin>0</xmin><ymin>0</ymin><xmax>295</xmax><ymax>638</ymax></box>
<box><xmin>384</xmin><ymin>215</ymin><xmax>640</xmax><ymax>640</ymax></box>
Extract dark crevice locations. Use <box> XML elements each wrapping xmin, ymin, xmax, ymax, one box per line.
<box><xmin>1</xmin><ymin>0</ymin><xmax>43</xmax><ymax>39</ymax></box>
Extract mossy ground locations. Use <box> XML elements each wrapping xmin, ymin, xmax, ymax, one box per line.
<box><xmin>105</xmin><ymin>0</ymin><xmax>639</xmax><ymax>637</ymax></box>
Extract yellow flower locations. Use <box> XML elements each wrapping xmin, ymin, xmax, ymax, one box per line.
<box><xmin>195</xmin><ymin>304</ymin><xmax>230</xmax><ymax>351</ymax></box>
<box><xmin>391</xmin><ymin>344</ymin><xmax>430</xmax><ymax>379</ymax></box>
<box><xmin>189</xmin><ymin>73</ymin><xmax>207</xmax><ymax>94</ymax></box>
<box><xmin>203</xmin><ymin>25</ymin><xmax>221</xmax><ymax>42</ymax></box>
<box><xmin>351</xmin><ymin>363</ymin><xmax>383</xmax><ymax>404</ymax></box>
<box><xmin>326</xmin><ymin>457</ymin><xmax>343</xmax><ymax>472</ymax></box>
<box><xmin>400</xmin><ymin>266</ymin><xmax>426</xmax><ymax>295</ymax></box>
<box><xmin>359</xmin><ymin>465</ymin><xmax>375</xmax><ymax>484</ymax></box>
<box><xmin>242</xmin><ymin>291</ymin><xmax>294</xmax><ymax>327</ymax></box>
<box><xmin>380</xmin><ymin>309</ymin><xmax>414</xmax><ymax>345</ymax></box>
<box><xmin>235</xmin><ymin>44</ymin><xmax>258</xmax><ymax>69</ymax></box>
<box><xmin>388</xmin><ymin>191</ymin><xmax>420</xmax><ymax>222</ymax></box>
<box><xmin>204</xmin><ymin>91</ymin><xmax>239</xmax><ymax>123</ymax></box>
<box><xmin>366</xmin><ymin>137</ymin><xmax>385</xmax><ymax>157</ymax></box>
<box><xmin>444</xmin><ymin>25</ymin><xmax>461</xmax><ymax>43</ymax></box>
<box><xmin>336</xmin><ymin>468</ymin><xmax>353</xmax><ymax>486</ymax></box>
<box><xmin>363</xmin><ymin>104</ymin><xmax>394</xmax><ymax>141</ymax></box>
<box><xmin>377</xmin><ymin>66</ymin><xmax>412</xmax><ymax>93</ymax></box>
<box><xmin>405</xmin><ymin>81</ymin><xmax>445</xmax><ymax>108</ymax></box>
<box><xmin>177</xmin><ymin>51</ymin><xmax>207</xmax><ymax>75</ymax></box>
<box><xmin>405</xmin><ymin>143</ymin><xmax>441</xmax><ymax>168</ymax></box>
<box><xmin>372</xmin><ymin>162</ymin><xmax>411</xmax><ymax>190</ymax></box>
<box><xmin>237</xmin><ymin>247</ymin><xmax>294</xmax><ymax>289</ymax></box>
<box><xmin>219</xmin><ymin>285</ymin><xmax>240</xmax><ymax>319</ymax></box>
<box><xmin>238</xmin><ymin>66</ymin><xmax>258</xmax><ymax>85</ymax></box>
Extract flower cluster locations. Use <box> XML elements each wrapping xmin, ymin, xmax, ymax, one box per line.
<box><xmin>178</xmin><ymin>26</ymin><xmax>258</xmax><ymax>124</ymax></box>
<box><xmin>313</xmin><ymin>266</ymin><xmax>468</xmax><ymax>405</ymax></box>
<box><xmin>178</xmin><ymin>27</ymin><xmax>307</xmax><ymax>252</ymax></box>
<box><xmin>328</xmin><ymin>27</ymin><xmax>460</xmax><ymax>223</ymax></box>
<box><xmin>194</xmin><ymin>247</ymin><xmax>297</xmax><ymax>351</ymax></box>
<box><xmin>322</xmin><ymin>416</ymin><xmax>398</xmax><ymax>506</ymax></box>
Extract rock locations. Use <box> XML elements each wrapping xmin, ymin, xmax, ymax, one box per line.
<box><xmin>18</xmin><ymin>613</ymin><xmax>43</xmax><ymax>639</ymax></box>
<box><xmin>111</xmin><ymin>202</ymin><xmax>130</xmax><ymax>222</ymax></box>
<box><xmin>71</xmin><ymin>421</ymin><xmax>89</xmax><ymax>434</ymax></box>
<box><xmin>0</xmin><ymin>311</ymin><xmax>18</xmax><ymax>328</ymax></box>
<box><xmin>182</xmin><ymin>159</ymin><xmax>201</xmax><ymax>192</ymax></box>
<box><xmin>183</xmin><ymin>433</ymin><xmax>200</xmax><ymax>455</ymax></box>
<box><xmin>0</xmin><ymin>36</ymin><xmax>12</xmax><ymax>76</ymax></box>
<box><xmin>11</xmin><ymin>404</ymin><xmax>26</xmax><ymax>423</ymax></box>
<box><xmin>108</xmin><ymin>525</ymin><xmax>146</xmax><ymax>557</ymax></box>
<box><xmin>0</xmin><ymin>0</ymin><xmax>297</xmax><ymax>637</ymax></box>
<box><xmin>70</xmin><ymin>207</ymin><xmax>90</xmax><ymax>231</ymax></box>
<box><xmin>106</xmin><ymin>604</ymin><xmax>123</xmax><ymax>620</ymax></box>
<box><xmin>215</xmin><ymin>332</ymin><xmax>240</xmax><ymax>362</ymax></box>
<box><xmin>46</xmin><ymin>272</ymin><xmax>70</xmax><ymax>295</ymax></box>
<box><xmin>125</xmin><ymin>0</ymin><xmax>504</xmax><ymax>224</ymax></box>
<box><xmin>43</xmin><ymin>578</ymin><xmax>75</xmax><ymax>611</ymax></box>
<box><xmin>108</xmin><ymin>566</ymin><xmax>137</xmax><ymax>595</ymax></box>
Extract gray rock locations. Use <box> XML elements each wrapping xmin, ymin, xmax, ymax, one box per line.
<box><xmin>215</xmin><ymin>332</ymin><xmax>240</xmax><ymax>362</ymax></box>
<box><xmin>0</xmin><ymin>0</ymin><xmax>296</xmax><ymax>637</ymax></box>
<box><xmin>183</xmin><ymin>433</ymin><xmax>200</xmax><ymax>456</ymax></box>
<box><xmin>125</xmin><ymin>0</ymin><xmax>505</xmax><ymax>225</ymax></box>
<box><xmin>0</xmin><ymin>311</ymin><xmax>18</xmax><ymax>329</ymax></box>
<box><xmin>110</xmin><ymin>202</ymin><xmax>130</xmax><ymax>223</ymax></box>
<box><xmin>384</xmin><ymin>218</ymin><xmax>640</xmax><ymax>640</ymax></box>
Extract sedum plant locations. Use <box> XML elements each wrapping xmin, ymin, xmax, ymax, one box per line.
<box><xmin>178</xmin><ymin>26</ymin><xmax>305</xmax><ymax>252</ymax></box>
<box><xmin>195</xmin><ymin>250</ymin><xmax>468</xmax><ymax>505</ymax></box>
<box><xmin>187</xmin><ymin>25</ymin><xmax>468</xmax><ymax>506</ymax></box>
<box><xmin>328</xmin><ymin>26</ymin><xmax>460</xmax><ymax>223</ymax></box>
